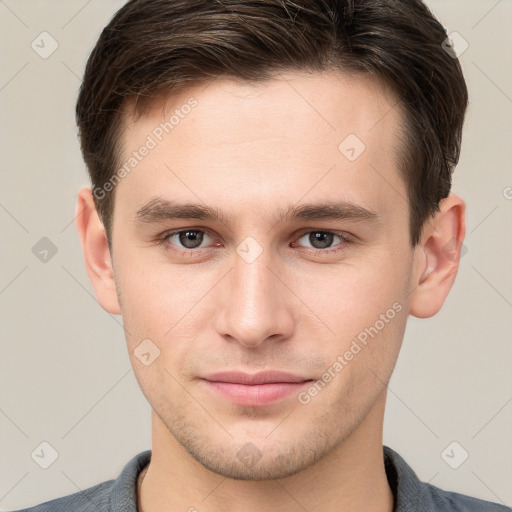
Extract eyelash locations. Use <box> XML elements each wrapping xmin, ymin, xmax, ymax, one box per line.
<box><xmin>156</xmin><ymin>228</ymin><xmax>353</xmax><ymax>257</ymax></box>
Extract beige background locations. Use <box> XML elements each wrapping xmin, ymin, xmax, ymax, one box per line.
<box><xmin>1</xmin><ymin>0</ymin><xmax>511</xmax><ymax>509</ymax></box>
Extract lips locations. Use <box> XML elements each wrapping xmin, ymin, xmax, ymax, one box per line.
<box><xmin>199</xmin><ymin>371</ymin><xmax>313</xmax><ymax>406</ymax></box>
<box><xmin>202</xmin><ymin>370</ymin><xmax>311</xmax><ymax>385</ymax></box>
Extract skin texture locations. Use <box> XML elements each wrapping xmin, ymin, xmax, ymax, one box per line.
<box><xmin>76</xmin><ymin>70</ymin><xmax>466</xmax><ymax>512</ymax></box>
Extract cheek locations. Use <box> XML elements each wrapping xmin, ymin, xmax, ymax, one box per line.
<box><xmin>114</xmin><ymin>254</ymin><xmax>217</xmax><ymax>383</ymax></box>
<box><xmin>292</xmin><ymin>245</ymin><xmax>411</xmax><ymax>388</ymax></box>
<box><xmin>295</xmin><ymin>249</ymin><xmax>411</xmax><ymax>333</ymax></box>
<box><xmin>115</xmin><ymin>254</ymin><xmax>202</xmax><ymax>339</ymax></box>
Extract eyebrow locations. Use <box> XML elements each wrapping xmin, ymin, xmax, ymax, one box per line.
<box><xmin>134</xmin><ymin>197</ymin><xmax>380</xmax><ymax>226</ymax></box>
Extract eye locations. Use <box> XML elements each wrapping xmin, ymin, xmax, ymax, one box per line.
<box><xmin>160</xmin><ymin>229</ymin><xmax>217</xmax><ymax>253</ymax></box>
<box><xmin>157</xmin><ymin>228</ymin><xmax>352</xmax><ymax>257</ymax></box>
<box><xmin>292</xmin><ymin>230</ymin><xmax>351</xmax><ymax>253</ymax></box>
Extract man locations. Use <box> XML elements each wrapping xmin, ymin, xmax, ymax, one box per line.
<box><xmin>11</xmin><ymin>0</ymin><xmax>510</xmax><ymax>511</ymax></box>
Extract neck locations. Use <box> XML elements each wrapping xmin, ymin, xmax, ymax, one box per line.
<box><xmin>139</xmin><ymin>392</ymin><xmax>394</xmax><ymax>512</ymax></box>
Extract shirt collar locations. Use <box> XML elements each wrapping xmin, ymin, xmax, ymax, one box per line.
<box><xmin>384</xmin><ymin>445</ymin><xmax>436</xmax><ymax>511</ymax></box>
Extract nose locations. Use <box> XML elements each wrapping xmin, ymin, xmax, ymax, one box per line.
<box><xmin>214</xmin><ymin>247</ymin><xmax>296</xmax><ymax>348</ymax></box>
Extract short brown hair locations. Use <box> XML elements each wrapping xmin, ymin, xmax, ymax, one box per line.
<box><xmin>76</xmin><ymin>0</ymin><xmax>468</xmax><ymax>247</ymax></box>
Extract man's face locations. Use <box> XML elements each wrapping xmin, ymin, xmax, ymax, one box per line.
<box><xmin>111</xmin><ymin>71</ymin><xmax>418</xmax><ymax>479</ymax></box>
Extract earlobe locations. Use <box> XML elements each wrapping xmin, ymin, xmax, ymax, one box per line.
<box><xmin>75</xmin><ymin>187</ymin><xmax>121</xmax><ymax>315</ymax></box>
<box><xmin>409</xmin><ymin>194</ymin><xmax>466</xmax><ymax>319</ymax></box>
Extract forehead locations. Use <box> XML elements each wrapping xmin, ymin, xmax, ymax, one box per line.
<box><xmin>116</xmin><ymin>70</ymin><xmax>407</xmax><ymax>226</ymax></box>
<box><xmin>122</xmin><ymin>70</ymin><xmax>402</xmax><ymax>145</ymax></box>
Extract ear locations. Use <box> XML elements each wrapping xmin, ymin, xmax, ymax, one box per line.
<box><xmin>409</xmin><ymin>193</ymin><xmax>466</xmax><ymax>318</ymax></box>
<box><xmin>75</xmin><ymin>187</ymin><xmax>121</xmax><ymax>315</ymax></box>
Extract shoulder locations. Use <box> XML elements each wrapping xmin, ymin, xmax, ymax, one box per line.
<box><xmin>6</xmin><ymin>480</ymin><xmax>113</xmax><ymax>512</ymax></box>
<box><xmin>420</xmin><ymin>483</ymin><xmax>511</xmax><ymax>512</ymax></box>
<box><xmin>6</xmin><ymin>450</ymin><xmax>151</xmax><ymax>512</ymax></box>
<box><xmin>384</xmin><ymin>445</ymin><xmax>511</xmax><ymax>512</ymax></box>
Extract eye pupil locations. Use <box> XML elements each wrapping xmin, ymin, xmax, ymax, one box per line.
<box><xmin>179</xmin><ymin>230</ymin><xmax>204</xmax><ymax>249</ymax></box>
<box><xmin>310</xmin><ymin>232</ymin><xmax>334</xmax><ymax>249</ymax></box>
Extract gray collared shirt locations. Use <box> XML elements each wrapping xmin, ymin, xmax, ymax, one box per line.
<box><xmin>8</xmin><ymin>446</ymin><xmax>511</xmax><ymax>511</ymax></box>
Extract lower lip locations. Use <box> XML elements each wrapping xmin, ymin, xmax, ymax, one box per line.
<box><xmin>201</xmin><ymin>380</ymin><xmax>312</xmax><ymax>406</ymax></box>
